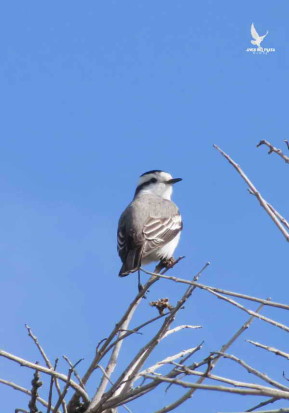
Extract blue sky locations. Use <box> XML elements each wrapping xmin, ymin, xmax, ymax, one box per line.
<box><xmin>0</xmin><ymin>1</ymin><xmax>289</xmax><ymax>412</ymax></box>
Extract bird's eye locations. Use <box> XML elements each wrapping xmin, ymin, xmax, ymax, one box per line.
<box><xmin>150</xmin><ymin>178</ymin><xmax>157</xmax><ymax>183</ymax></box>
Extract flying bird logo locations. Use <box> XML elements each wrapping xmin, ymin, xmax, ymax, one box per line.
<box><xmin>246</xmin><ymin>23</ymin><xmax>275</xmax><ymax>54</ymax></box>
<box><xmin>250</xmin><ymin>23</ymin><xmax>268</xmax><ymax>48</ymax></box>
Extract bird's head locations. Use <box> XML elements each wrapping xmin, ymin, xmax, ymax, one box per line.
<box><xmin>134</xmin><ymin>170</ymin><xmax>182</xmax><ymax>200</ymax></box>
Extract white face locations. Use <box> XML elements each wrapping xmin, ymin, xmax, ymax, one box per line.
<box><xmin>135</xmin><ymin>171</ymin><xmax>180</xmax><ymax>200</ymax></box>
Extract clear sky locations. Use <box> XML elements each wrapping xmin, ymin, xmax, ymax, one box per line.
<box><xmin>0</xmin><ymin>1</ymin><xmax>288</xmax><ymax>412</ymax></box>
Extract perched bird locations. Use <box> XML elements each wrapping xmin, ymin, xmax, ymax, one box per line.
<box><xmin>251</xmin><ymin>23</ymin><xmax>268</xmax><ymax>48</ymax></box>
<box><xmin>117</xmin><ymin>170</ymin><xmax>183</xmax><ymax>289</ymax></box>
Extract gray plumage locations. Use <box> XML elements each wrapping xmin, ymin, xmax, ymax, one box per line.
<box><xmin>117</xmin><ymin>171</ymin><xmax>183</xmax><ymax>276</ymax></box>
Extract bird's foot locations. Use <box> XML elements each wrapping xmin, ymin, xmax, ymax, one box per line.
<box><xmin>161</xmin><ymin>257</ymin><xmax>176</xmax><ymax>269</ymax></box>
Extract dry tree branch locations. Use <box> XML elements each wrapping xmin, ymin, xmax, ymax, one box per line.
<box><xmin>47</xmin><ymin>359</ymin><xmax>58</xmax><ymax>413</ymax></box>
<box><xmin>141</xmin><ymin>373</ymin><xmax>289</xmax><ymax>399</ymax></box>
<box><xmin>213</xmin><ymin>352</ymin><xmax>289</xmax><ymax>391</ymax></box>
<box><xmin>221</xmin><ymin>408</ymin><xmax>289</xmax><ymax>413</ymax></box>
<box><xmin>0</xmin><ymin>349</ymin><xmax>89</xmax><ymax>402</ymax></box>
<box><xmin>90</xmin><ymin>262</ymin><xmax>210</xmax><ymax>413</ymax></box>
<box><xmin>247</xmin><ymin>340</ymin><xmax>289</xmax><ymax>360</ymax></box>
<box><xmin>213</xmin><ymin>144</ymin><xmax>289</xmax><ymax>242</ymax></box>
<box><xmin>257</xmin><ymin>139</ymin><xmax>289</xmax><ymax>164</ymax></box>
<box><xmin>25</xmin><ymin>325</ymin><xmax>65</xmax><ymax>412</ymax></box>
<box><xmin>63</xmin><ymin>356</ymin><xmax>85</xmax><ymax>388</ymax></box>
<box><xmin>152</xmin><ymin>303</ymin><xmax>265</xmax><ymax>413</ymax></box>
<box><xmin>246</xmin><ymin>396</ymin><xmax>280</xmax><ymax>412</ymax></box>
<box><xmin>53</xmin><ymin>359</ymin><xmax>83</xmax><ymax>413</ymax></box>
<box><xmin>29</xmin><ymin>367</ymin><xmax>42</xmax><ymax>413</ymax></box>
<box><xmin>284</xmin><ymin>140</ymin><xmax>289</xmax><ymax>150</ymax></box>
<box><xmin>137</xmin><ymin>347</ymin><xmax>202</xmax><ymax>378</ymax></box>
<box><xmin>68</xmin><ymin>258</ymin><xmax>185</xmax><ymax>413</ymax></box>
<box><xmin>162</xmin><ymin>325</ymin><xmax>201</xmax><ymax>339</ymax></box>
<box><xmin>142</xmin><ymin>269</ymin><xmax>289</xmax><ymax>311</ymax></box>
<box><xmin>0</xmin><ymin>378</ymin><xmax>59</xmax><ymax>412</ymax></box>
<box><xmin>200</xmin><ymin>288</ymin><xmax>289</xmax><ymax>333</ymax></box>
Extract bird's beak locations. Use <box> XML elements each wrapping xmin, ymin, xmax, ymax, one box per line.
<box><xmin>166</xmin><ymin>178</ymin><xmax>182</xmax><ymax>184</ymax></box>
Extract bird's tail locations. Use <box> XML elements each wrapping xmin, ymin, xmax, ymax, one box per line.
<box><xmin>119</xmin><ymin>248</ymin><xmax>142</xmax><ymax>277</ymax></box>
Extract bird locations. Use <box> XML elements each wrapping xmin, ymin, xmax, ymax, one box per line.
<box><xmin>117</xmin><ymin>170</ymin><xmax>183</xmax><ymax>290</ymax></box>
<box><xmin>251</xmin><ymin>23</ymin><xmax>268</xmax><ymax>48</ymax></box>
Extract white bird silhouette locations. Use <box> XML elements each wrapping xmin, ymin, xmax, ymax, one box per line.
<box><xmin>251</xmin><ymin>23</ymin><xmax>268</xmax><ymax>48</ymax></box>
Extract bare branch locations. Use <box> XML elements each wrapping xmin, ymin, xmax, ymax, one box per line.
<box><xmin>162</xmin><ymin>325</ymin><xmax>201</xmax><ymax>339</ymax></box>
<box><xmin>0</xmin><ymin>349</ymin><xmax>89</xmax><ymax>402</ymax></box>
<box><xmin>63</xmin><ymin>356</ymin><xmax>85</xmax><ymax>388</ymax></box>
<box><xmin>152</xmin><ymin>303</ymin><xmax>265</xmax><ymax>413</ymax></box>
<box><xmin>257</xmin><ymin>139</ymin><xmax>289</xmax><ymax>163</ymax></box>
<box><xmin>247</xmin><ymin>340</ymin><xmax>289</xmax><ymax>360</ymax></box>
<box><xmin>47</xmin><ymin>359</ymin><xmax>58</xmax><ymax>413</ymax></box>
<box><xmin>142</xmin><ymin>270</ymin><xmax>289</xmax><ymax>311</ymax></box>
<box><xmin>89</xmin><ymin>262</ymin><xmax>210</xmax><ymax>413</ymax></box>
<box><xmin>137</xmin><ymin>347</ymin><xmax>202</xmax><ymax>377</ymax></box>
<box><xmin>142</xmin><ymin>373</ymin><xmax>289</xmax><ymax>398</ymax></box>
<box><xmin>25</xmin><ymin>325</ymin><xmax>65</xmax><ymax>411</ymax></box>
<box><xmin>0</xmin><ymin>378</ymin><xmax>59</xmax><ymax>412</ymax></box>
<box><xmin>284</xmin><ymin>140</ymin><xmax>289</xmax><ymax>150</ymax></box>
<box><xmin>246</xmin><ymin>397</ymin><xmax>279</xmax><ymax>412</ymax></box>
<box><xmin>53</xmin><ymin>359</ymin><xmax>83</xmax><ymax>413</ymax></box>
<box><xmin>222</xmin><ymin>409</ymin><xmax>289</xmax><ymax>413</ymax></box>
<box><xmin>213</xmin><ymin>352</ymin><xmax>289</xmax><ymax>391</ymax></box>
<box><xmin>201</xmin><ymin>288</ymin><xmax>289</xmax><ymax>333</ymax></box>
<box><xmin>29</xmin><ymin>367</ymin><xmax>42</xmax><ymax>413</ymax></box>
<box><xmin>213</xmin><ymin>144</ymin><xmax>289</xmax><ymax>242</ymax></box>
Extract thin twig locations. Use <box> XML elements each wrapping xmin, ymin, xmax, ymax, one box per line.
<box><xmin>47</xmin><ymin>359</ymin><xmax>58</xmax><ymax>413</ymax></box>
<box><xmin>246</xmin><ymin>396</ymin><xmax>279</xmax><ymax>412</ymax></box>
<box><xmin>63</xmin><ymin>356</ymin><xmax>85</xmax><ymax>388</ymax></box>
<box><xmin>28</xmin><ymin>365</ymin><xmax>42</xmax><ymax>413</ymax></box>
<box><xmin>257</xmin><ymin>139</ymin><xmax>289</xmax><ymax>163</ymax></box>
<box><xmin>0</xmin><ymin>349</ymin><xmax>89</xmax><ymax>402</ymax></box>
<box><xmin>91</xmin><ymin>262</ymin><xmax>210</xmax><ymax>413</ymax></box>
<box><xmin>25</xmin><ymin>325</ymin><xmax>65</xmax><ymax>412</ymax></box>
<box><xmin>284</xmin><ymin>140</ymin><xmax>289</xmax><ymax>150</ymax></box>
<box><xmin>247</xmin><ymin>340</ymin><xmax>289</xmax><ymax>360</ymax></box>
<box><xmin>213</xmin><ymin>144</ymin><xmax>289</xmax><ymax>241</ymax></box>
<box><xmin>0</xmin><ymin>378</ymin><xmax>59</xmax><ymax>412</ymax></box>
<box><xmin>142</xmin><ymin>269</ymin><xmax>289</xmax><ymax>311</ymax></box>
<box><xmin>213</xmin><ymin>352</ymin><xmax>289</xmax><ymax>391</ymax></box>
<box><xmin>53</xmin><ymin>359</ymin><xmax>83</xmax><ymax>413</ymax></box>
<box><xmin>152</xmin><ymin>303</ymin><xmax>265</xmax><ymax>413</ymax></box>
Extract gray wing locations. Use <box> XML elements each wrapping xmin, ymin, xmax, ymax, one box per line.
<box><xmin>142</xmin><ymin>213</ymin><xmax>182</xmax><ymax>256</ymax></box>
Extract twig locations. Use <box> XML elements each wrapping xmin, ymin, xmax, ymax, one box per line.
<box><xmin>0</xmin><ymin>349</ymin><xmax>89</xmax><ymax>402</ymax></box>
<box><xmin>213</xmin><ymin>144</ymin><xmax>289</xmax><ymax>242</ymax></box>
<box><xmin>0</xmin><ymin>378</ymin><xmax>59</xmax><ymax>412</ymax></box>
<box><xmin>47</xmin><ymin>359</ymin><xmax>58</xmax><ymax>413</ymax></box>
<box><xmin>257</xmin><ymin>139</ymin><xmax>289</xmax><ymax>163</ymax></box>
<box><xmin>201</xmin><ymin>288</ymin><xmax>289</xmax><ymax>333</ymax></box>
<box><xmin>162</xmin><ymin>325</ymin><xmax>201</xmax><ymax>339</ymax></box>
<box><xmin>246</xmin><ymin>396</ymin><xmax>279</xmax><ymax>412</ymax></box>
<box><xmin>16</xmin><ymin>410</ymin><xmax>29</xmax><ymax>413</ymax></box>
<box><xmin>25</xmin><ymin>325</ymin><xmax>65</xmax><ymax>411</ymax></box>
<box><xmin>91</xmin><ymin>262</ymin><xmax>210</xmax><ymax>413</ymax></box>
<box><xmin>142</xmin><ymin>269</ymin><xmax>289</xmax><ymax>311</ymax></box>
<box><xmin>142</xmin><ymin>373</ymin><xmax>289</xmax><ymax>398</ymax></box>
<box><xmin>53</xmin><ymin>359</ymin><xmax>83</xmax><ymax>413</ymax></box>
<box><xmin>223</xmin><ymin>409</ymin><xmax>289</xmax><ymax>413</ymax></box>
<box><xmin>284</xmin><ymin>140</ymin><xmax>289</xmax><ymax>150</ymax></box>
<box><xmin>28</xmin><ymin>366</ymin><xmax>42</xmax><ymax>413</ymax></box>
<box><xmin>213</xmin><ymin>352</ymin><xmax>289</xmax><ymax>391</ymax></box>
<box><xmin>152</xmin><ymin>303</ymin><xmax>265</xmax><ymax>413</ymax></box>
<box><xmin>137</xmin><ymin>347</ymin><xmax>202</xmax><ymax>377</ymax></box>
<box><xmin>63</xmin><ymin>356</ymin><xmax>85</xmax><ymax>388</ymax></box>
<box><xmin>247</xmin><ymin>340</ymin><xmax>289</xmax><ymax>360</ymax></box>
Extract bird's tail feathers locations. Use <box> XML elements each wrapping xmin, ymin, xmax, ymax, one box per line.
<box><xmin>119</xmin><ymin>248</ymin><xmax>142</xmax><ymax>277</ymax></box>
